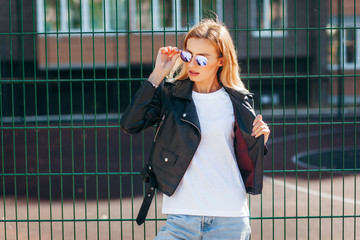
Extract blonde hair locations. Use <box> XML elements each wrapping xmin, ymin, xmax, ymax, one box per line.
<box><xmin>170</xmin><ymin>18</ymin><xmax>248</xmax><ymax>93</ymax></box>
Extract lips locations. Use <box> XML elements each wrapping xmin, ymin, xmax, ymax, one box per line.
<box><xmin>189</xmin><ymin>70</ymin><xmax>199</xmax><ymax>76</ymax></box>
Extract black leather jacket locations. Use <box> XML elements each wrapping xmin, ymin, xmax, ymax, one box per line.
<box><xmin>120</xmin><ymin>79</ymin><xmax>265</xmax><ymax>224</ymax></box>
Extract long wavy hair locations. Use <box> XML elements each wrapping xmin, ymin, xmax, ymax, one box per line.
<box><xmin>169</xmin><ymin>18</ymin><xmax>248</xmax><ymax>93</ymax></box>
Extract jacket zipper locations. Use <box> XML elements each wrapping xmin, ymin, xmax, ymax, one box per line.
<box><xmin>153</xmin><ymin>114</ymin><xmax>166</xmax><ymax>142</ymax></box>
<box><xmin>180</xmin><ymin>118</ymin><xmax>201</xmax><ymax>133</ymax></box>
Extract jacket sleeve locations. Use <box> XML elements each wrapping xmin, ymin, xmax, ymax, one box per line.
<box><xmin>120</xmin><ymin>80</ymin><xmax>162</xmax><ymax>134</ymax></box>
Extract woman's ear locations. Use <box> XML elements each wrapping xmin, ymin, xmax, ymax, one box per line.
<box><xmin>218</xmin><ymin>57</ymin><xmax>224</xmax><ymax>67</ymax></box>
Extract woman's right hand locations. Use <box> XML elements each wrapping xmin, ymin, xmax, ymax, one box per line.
<box><xmin>148</xmin><ymin>46</ymin><xmax>181</xmax><ymax>87</ymax></box>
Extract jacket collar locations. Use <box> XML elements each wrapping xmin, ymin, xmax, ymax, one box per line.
<box><xmin>172</xmin><ymin>79</ymin><xmax>193</xmax><ymax>100</ymax></box>
<box><xmin>172</xmin><ymin>78</ymin><xmax>251</xmax><ymax>102</ymax></box>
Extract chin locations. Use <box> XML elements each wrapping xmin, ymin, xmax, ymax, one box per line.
<box><xmin>188</xmin><ymin>76</ymin><xmax>195</xmax><ymax>81</ymax></box>
<box><xmin>188</xmin><ymin>76</ymin><xmax>202</xmax><ymax>83</ymax></box>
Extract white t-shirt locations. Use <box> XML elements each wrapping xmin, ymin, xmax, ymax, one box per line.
<box><xmin>162</xmin><ymin>87</ymin><xmax>249</xmax><ymax>217</ymax></box>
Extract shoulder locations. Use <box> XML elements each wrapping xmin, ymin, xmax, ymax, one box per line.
<box><xmin>158</xmin><ymin>79</ymin><xmax>177</xmax><ymax>95</ymax></box>
<box><xmin>158</xmin><ymin>78</ymin><xmax>193</xmax><ymax>100</ymax></box>
<box><xmin>223</xmin><ymin>87</ymin><xmax>255</xmax><ymax>110</ymax></box>
<box><xmin>224</xmin><ymin>86</ymin><xmax>253</xmax><ymax>102</ymax></box>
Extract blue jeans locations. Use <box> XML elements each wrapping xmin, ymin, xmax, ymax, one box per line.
<box><xmin>155</xmin><ymin>214</ymin><xmax>251</xmax><ymax>240</ymax></box>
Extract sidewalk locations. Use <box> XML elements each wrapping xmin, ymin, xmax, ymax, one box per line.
<box><xmin>1</xmin><ymin>173</ymin><xmax>359</xmax><ymax>240</ymax></box>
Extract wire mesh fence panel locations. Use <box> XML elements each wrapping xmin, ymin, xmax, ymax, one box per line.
<box><xmin>0</xmin><ymin>0</ymin><xmax>359</xmax><ymax>239</ymax></box>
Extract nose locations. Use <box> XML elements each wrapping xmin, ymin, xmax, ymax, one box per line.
<box><xmin>189</xmin><ymin>56</ymin><xmax>197</xmax><ymax>68</ymax></box>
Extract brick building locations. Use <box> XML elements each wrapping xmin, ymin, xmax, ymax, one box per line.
<box><xmin>0</xmin><ymin>0</ymin><xmax>359</xmax><ymax>116</ymax></box>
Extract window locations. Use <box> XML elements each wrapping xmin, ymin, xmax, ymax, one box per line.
<box><xmin>43</xmin><ymin>0</ymin><xmax>60</xmax><ymax>32</ymax></box>
<box><xmin>327</xmin><ymin>23</ymin><xmax>360</xmax><ymax>69</ymax></box>
<box><xmin>109</xmin><ymin>0</ymin><xmax>127</xmax><ymax>31</ymax></box>
<box><xmin>344</xmin><ymin>29</ymin><xmax>356</xmax><ymax>65</ymax></box>
<box><xmin>69</xmin><ymin>0</ymin><xmax>81</xmax><ymax>29</ymax></box>
<box><xmin>37</xmin><ymin>0</ymin><xmax>127</xmax><ymax>33</ymax></box>
<box><xmin>132</xmin><ymin>0</ymin><xmax>222</xmax><ymax>31</ymax></box>
<box><xmin>251</xmin><ymin>0</ymin><xmax>287</xmax><ymax>37</ymax></box>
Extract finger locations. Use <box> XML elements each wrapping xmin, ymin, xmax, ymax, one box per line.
<box><xmin>160</xmin><ymin>47</ymin><xmax>167</xmax><ymax>53</ymax></box>
<box><xmin>254</xmin><ymin>125</ymin><xmax>269</xmax><ymax>135</ymax></box>
<box><xmin>255</xmin><ymin>132</ymin><xmax>264</xmax><ymax>138</ymax></box>
<box><xmin>253</xmin><ymin>114</ymin><xmax>262</xmax><ymax>123</ymax></box>
<box><xmin>253</xmin><ymin>115</ymin><xmax>262</xmax><ymax>126</ymax></box>
<box><xmin>252</xmin><ymin>126</ymin><xmax>262</xmax><ymax>137</ymax></box>
<box><xmin>169</xmin><ymin>47</ymin><xmax>180</xmax><ymax>56</ymax></box>
<box><xmin>170</xmin><ymin>52</ymin><xmax>181</xmax><ymax>63</ymax></box>
<box><xmin>252</xmin><ymin>115</ymin><xmax>266</xmax><ymax>132</ymax></box>
<box><xmin>252</xmin><ymin>120</ymin><xmax>264</xmax><ymax>133</ymax></box>
<box><xmin>255</xmin><ymin>131</ymin><xmax>270</xmax><ymax>141</ymax></box>
<box><xmin>169</xmin><ymin>49</ymin><xmax>179</xmax><ymax>58</ymax></box>
<box><xmin>252</xmin><ymin>124</ymin><xmax>269</xmax><ymax>137</ymax></box>
<box><xmin>252</xmin><ymin>118</ymin><xmax>258</xmax><ymax>126</ymax></box>
<box><xmin>253</xmin><ymin>120</ymin><xmax>262</xmax><ymax>129</ymax></box>
<box><xmin>261</xmin><ymin>130</ymin><xmax>269</xmax><ymax>141</ymax></box>
<box><xmin>254</xmin><ymin>127</ymin><xmax>270</xmax><ymax>138</ymax></box>
<box><xmin>165</xmin><ymin>46</ymin><xmax>175</xmax><ymax>53</ymax></box>
<box><xmin>161</xmin><ymin>47</ymin><xmax>180</xmax><ymax>59</ymax></box>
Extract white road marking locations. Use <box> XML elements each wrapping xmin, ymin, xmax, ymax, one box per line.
<box><xmin>264</xmin><ymin>176</ymin><xmax>360</xmax><ymax>206</ymax></box>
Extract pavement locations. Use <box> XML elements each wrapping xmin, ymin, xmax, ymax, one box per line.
<box><xmin>1</xmin><ymin>172</ymin><xmax>359</xmax><ymax>240</ymax></box>
<box><xmin>0</xmin><ymin>120</ymin><xmax>359</xmax><ymax>239</ymax></box>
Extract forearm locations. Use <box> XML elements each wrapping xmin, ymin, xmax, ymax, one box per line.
<box><xmin>120</xmin><ymin>80</ymin><xmax>161</xmax><ymax>134</ymax></box>
<box><xmin>148</xmin><ymin>70</ymin><xmax>167</xmax><ymax>88</ymax></box>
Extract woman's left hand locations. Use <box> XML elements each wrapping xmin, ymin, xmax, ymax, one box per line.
<box><xmin>252</xmin><ymin>115</ymin><xmax>270</xmax><ymax>144</ymax></box>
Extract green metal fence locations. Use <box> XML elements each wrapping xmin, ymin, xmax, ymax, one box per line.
<box><xmin>0</xmin><ymin>0</ymin><xmax>359</xmax><ymax>239</ymax></box>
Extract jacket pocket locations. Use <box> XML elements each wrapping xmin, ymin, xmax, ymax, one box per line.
<box><xmin>160</xmin><ymin>148</ymin><xmax>178</xmax><ymax>165</ymax></box>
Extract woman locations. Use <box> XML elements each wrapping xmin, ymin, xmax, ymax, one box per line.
<box><xmin>121</xmin><ymin>18</ymin><xmax>270</xmax><ymax>239</ymax></box>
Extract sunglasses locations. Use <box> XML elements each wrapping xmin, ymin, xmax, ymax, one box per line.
<box><xmin>180</xmin><ymin>51</ymin><xmax>208</xmax><ymax>67</ymax></box>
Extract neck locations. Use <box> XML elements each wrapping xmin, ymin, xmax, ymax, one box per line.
<box><xmin>192</xmin><ymin>77</ymin><xmax>221</xmax><ymax>93</ymax></box>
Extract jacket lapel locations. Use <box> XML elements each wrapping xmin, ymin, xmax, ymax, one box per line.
<box><xmin>181</xmin><ymin>100</ymin><xmax>201</xmax><ymax>132</ymax></box>
<box><xmin>172</xmin><ymin>79</ymin><xmax>256</xmax><ymax>134</ymax></box>
<box><xmin>172</xmin><ymin>79</ymin><xmax>201</xmax><ymax>132</ymax></box>
<box><xmin>224</xmin><ymin>86</ymin><xmax>256</xmax><ymax>134</ymax></box>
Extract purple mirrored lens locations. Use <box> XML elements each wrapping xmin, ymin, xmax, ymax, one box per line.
<box><xmin>180</xmin><ymin>51</ymin><xmax>208</xmax><ymax>67</ymax></box>
<box><xmin>196</xmin><ymin>56</ymin><xmax>208</xmax><ymax>67</ymax></box>
<box><xmin>180</xmin><ymin>51</ymin><xmax>192</xmax><ymax>62</ymax></box>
